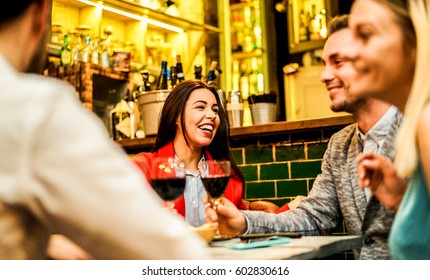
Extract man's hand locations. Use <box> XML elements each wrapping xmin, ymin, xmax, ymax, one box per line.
<box><xmin>205</xmin><ymin>196</ymin><xmax>247</xmax><ymax>236</ymax></box>
<box><xmin>357</xmin><ymin>152</ymin><xmax>407</xmax><ymax>211</ymax></box>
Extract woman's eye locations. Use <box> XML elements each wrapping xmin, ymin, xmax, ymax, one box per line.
<box><xmin>213</xmin><ymin>108</ymin><xmax>219</xmax><ymax>114</ymax></box>
<box><xmin>357</xmin><ymin>29</ymin><xmax>372</xmax><ymax>41</ymax></box>
<box><xmin>195</xmin><ymin>105</ymin><xmax>205</xmax><ymax>110</ymax></box>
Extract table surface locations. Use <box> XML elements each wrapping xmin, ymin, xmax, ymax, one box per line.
<box><xmin>209</xmin><ymin>235</ymin><xmax>363</xmax><ymax>260</ymax></box>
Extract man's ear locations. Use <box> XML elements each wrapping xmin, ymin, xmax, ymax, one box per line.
<box><xmin>30</xmin><ymin>0</ymin><xmax>52</xmax><ymax>35</ymax></box>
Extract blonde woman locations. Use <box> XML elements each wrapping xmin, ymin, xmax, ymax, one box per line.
<box><xmin>345</xmin><ymin>0</ymin><xmax>430</xmax><ymax>259</ymax></box>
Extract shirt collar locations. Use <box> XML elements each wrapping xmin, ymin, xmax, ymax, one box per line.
<box><xmin>357</xmin><ymin>105</ymin><xmax>398</xmax><ymax>144</ymax></box>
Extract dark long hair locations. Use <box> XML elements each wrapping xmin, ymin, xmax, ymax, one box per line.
<box><xmin>153</xmin><ymin>79</ymin><xmax>245</xmax><ymax>185</ymax></box>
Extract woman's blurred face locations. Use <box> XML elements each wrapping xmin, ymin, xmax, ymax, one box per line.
<box><xmin>176</xmin><ymin>88</ymin><xmax>220</xmax><ymax>149</ymax></box>
<box><xmin>344</xmin><ymin>0</ymin><xmax>415</xmax><ymax>108</ymax></box>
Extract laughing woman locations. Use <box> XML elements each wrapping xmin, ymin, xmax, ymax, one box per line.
<box><xmin>133</xmin><ymin>80</ymin><xmax>284</xmax><ymax>227</ymax></box>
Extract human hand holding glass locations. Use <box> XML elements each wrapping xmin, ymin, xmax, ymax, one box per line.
<box><xmin>199</xmin><ymin>160</ymin><xmax>231</xmax><ymax>211</ymax></box>
<box><xmin>150</xmin><ymin>157</ymin><xmax>186</xmax><ymax>210</ymax></box>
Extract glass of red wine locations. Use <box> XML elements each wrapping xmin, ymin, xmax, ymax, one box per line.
<box><xmin>199</xmin><ymin>160</ymin><xmax>231</xmax><ymax>212</ymax></box>
<box><xmin>150</xmin><ymin>157</ymin><xmax>186</xmax><ymax>210</ymax></box>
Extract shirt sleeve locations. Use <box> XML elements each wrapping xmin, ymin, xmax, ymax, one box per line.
<box><xmin>24</xmin><ymin>88</ymin><xmax>209</xmax><ymax>259</ymax></box>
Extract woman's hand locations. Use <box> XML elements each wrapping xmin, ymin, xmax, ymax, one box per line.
<box><xmin>357</xmin><ymin>152</ymin><xmax>407</xmax><ymax>211</ymax></box>
<box><xmin>204</xmin><ymin>196</ymin><xmax>247</xmax><ymax>236</ymax></box>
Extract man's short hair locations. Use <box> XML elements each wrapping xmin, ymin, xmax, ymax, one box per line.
<box><xmin>0</xmin><ymin>0</ymin><xmax>36</xmax><ymax>27</ymax></box>
<box><xmin>327</xmin><ymin>14</ymin><xmax>349</xmax><ymax>36</ymax></box>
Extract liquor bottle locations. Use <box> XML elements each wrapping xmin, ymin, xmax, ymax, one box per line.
<box><xmin>248</xmin><ymin>58</ymin><xmax>259</xmax><ymax>95</ymax></box>
<box><xmin>59</xmin><ymin>34</ymin><xmax>73</xmax><ymax>66</ymax></box>
<box><xmin>309</xmin><ymin>4</ymin><xmax>322</xmax><ymax>40</ymax></box>
<box><xmin>175</xmin><ymin>55</ymin><xmax>185</xmax><ymax>83</ymax></box>
<box><xmin>206</xmin><ymin>63</ymin><xmax>217</xmax><ymax>85</ymax></box>
<box><xmin>166</xmin><ymin>68</ymin><xmax>172</xmax><ymax>89</ymax></box>
<box><xmin>100</xmin><ymin>26</ymin><xmax>113</xmax><ymax>68</ymax></box>
<box><xmin>252</xmin><ymin>5</ymin><xmax>262</xmax><ymax>49</ymax></box>
<box><xmin>194</xmin><ymin>64</ymin><xmax>203</xmax><ymax>80</ymax></box>
<box><xmin>140</xmin><ymin>69</ymin><xmax>152</xmax><ymax>92</ymax></box>
<box><xmin>242</xmin><ymin>6</ymin><xmax>254</xmax><ymax>53</ymax></box>
<box><xmin>299</xmin><ymin>9</ymin><xmax>309</xmax><ymax>42</ymax></box>
<box><xmin>91</xmin><ymin>38</ymin><xmax>100</xmax><ymax>66</ymax></box>
<box><xmin>110</xmin><ymin>98</ymin><xmax>133</xmax><ymax>141</ymax></box>
<box><xmin>232</xmin><ymin>60</ymin><xmax>240</xmax><ymax>91</ymax></box>
<box><xmin>170</xmin><ymin>65</ymin><xmax>178</xmax><ymax>88</ymax></box>
<box><xmin>81</xmin><ymin>35</ymin><xmax>91</xmax><ymax>63</ymax></box>
<box><xmin>206</xmin><ymin>61</ymin><xmax>226</xmax><ymax>108</ymax></box>
<box><xmin>156</xmin><ymin>60</ymin><xmax>168</xmax><ymax>90</ymax></box>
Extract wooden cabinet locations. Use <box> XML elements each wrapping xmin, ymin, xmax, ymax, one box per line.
<box><xmin>283</xmin><ymin>64</ymin><xmax>350</xmax><ymax>121</ymax></box>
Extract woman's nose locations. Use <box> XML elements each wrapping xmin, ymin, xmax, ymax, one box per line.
<box><xmin>205</xmin><ymin>109</ymin><xmax>217</xmax><ymax>119</ymax></box>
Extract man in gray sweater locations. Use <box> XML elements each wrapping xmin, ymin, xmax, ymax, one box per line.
<box><xmin>206</xmin><ymin>15</ymin><xmax>402</xmax><ymax>260</ymax></box>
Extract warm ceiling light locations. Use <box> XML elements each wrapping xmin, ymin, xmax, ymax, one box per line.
<box><xmin>76</xmin><ymin>0</ymin><xmax>184</xmax><ymax>33</ymax></box>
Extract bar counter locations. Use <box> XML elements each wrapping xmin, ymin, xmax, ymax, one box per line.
<box><xmin>118</xmin><ymin>115</ymin><xmax>355</xmax><ymax>152</ymax></box>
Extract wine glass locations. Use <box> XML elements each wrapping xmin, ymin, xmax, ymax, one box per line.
<box><xmin>150</xmin><ymin>157</ymin><xmax>186</xmax><ymax>210</ymax></box>
<box><xmin>199</xmin><ymin>160</ymin><xmax>231</xmax><ymax>211</ymax></box>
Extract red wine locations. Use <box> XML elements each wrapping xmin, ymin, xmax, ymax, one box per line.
<box><xmin>201</xmin><ymin>176</ymin><xmax>230</xmax><ymax>198</ymax></box>
<box><xmin>151</xmin><ymin>178</ymin><xmax>186</xmax><ymax>201</ymax></box>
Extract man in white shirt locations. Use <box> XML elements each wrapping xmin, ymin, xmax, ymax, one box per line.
<box><xmin>0</xmin><ymin>0</ymin><xmax>209</xmax><ymax>259</ymax></box>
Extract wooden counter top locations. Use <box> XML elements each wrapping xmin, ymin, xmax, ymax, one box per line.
<box><xmin>117</xmin><ymin>115</ymin><xmax>355</xmax><ymax>151</ymax></box>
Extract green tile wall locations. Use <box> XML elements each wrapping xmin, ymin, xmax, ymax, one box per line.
<box><xmin>231</xmin><ymin>125</ymin><xmax>352</xmax><ymax>243</ymax></box>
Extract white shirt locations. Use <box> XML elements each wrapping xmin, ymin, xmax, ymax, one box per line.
<box><xmin>0</xmin><ymin>54</ymin><xmax>209</xmax><ymax>259</ymax></box>
<box><xmin>357</xmin><ymin>105</ymin><xmax>398</xmax><ymax>201</ymax></box>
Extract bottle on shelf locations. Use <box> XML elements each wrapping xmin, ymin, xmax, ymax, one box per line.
<box><xmin>170</xmin><ymin>65</ymin><xmax>178</xmax><ymax>88</ymax></box>
<box><xmin>166</xmin><ymin>67</ymin><xmax>172</xmax><ymax>89</ymax></box>
<box><xmin>156</xmin><ymin>60</ymin><xmax>168</xmax><ymax>90</ymax></box>
<box><xmin>110</xmin><ymin>97</ymin><xmax>133</xmax><ymax>141</ymax></box>
<box><xmin>309</xmin><ymin>4</ymin><xmax>322</xmax><ymax>41</ymax></box>
<box><xmin>299</xmin><ymin>9</ymin><xmax>309</xmax><ymax>42</ymax></box>
<box><xmin>194</xmin><ymin>64</ymin><xmax>203</xmax><ymax>80</ymax></box>
<box><xmin>81</xmin><ymin>35</ymin><xmax>91</xmax><ymax>63</ymax></box>
<box><xmin>232</xmin><ymin>60</ymin><xmax>240</xmax><ymax>91</ymax></box>
<box><xmin>90</xmin><ymin>38</ymin><xmax>100</xmax><ymax>66</ymax></box>
<box><xmin>175</xmin><ymin>54</ymin><xmax>185</xmax><ymax>83</ymax></box>
<box><xmin>59</xmin><ymin>34</ymin><xmax>73</xmax><ymax>66</ymax></box>
<box><xmin>252</xmin><ymin>4</ymin><xmax>262</xmax><ymax>49</ymax></box>
<box><xmin>206</xmin><ymin>61</ymin><xmax>226</xmax><ymax>108</ymax></box>
<box><xmin>140</xmin><ymin>69</ymin><xmax>152</xmax><ymax>92</ymax></box>
<box><xmin>242</xmin><ymin>6</ymin><xmax>254</xmax><ymax>53</ymax></box>
<box><xmin>100</xmin><ymin>26</ymin><xmax>113</xmax><ymax>68</ymax></box>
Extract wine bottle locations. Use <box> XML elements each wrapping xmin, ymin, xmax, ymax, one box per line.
<box><xmin>175</xmin><ymin>55</ymin><xmax>185</xmax><ymax>83</ymax></box>
<box><xmin>81</xmin><ymin>35</ymin><xmax>91</xmax><ymax>63</ymax></box>
<box><xmin>170</xmin><ymin>65</ymin><xmax>178</xmax><ymax>88</ymax></box>
<box><xmin>141</xmin><ymin>70</ymin><xmax>151</xmax><ymax>92</ymax></box>
<box><xmin>194</xmin><ymin>64</ymin><xmax>203</xmax><ymax>80</ymax></box>
<box><xmin>110</xmin><ymin>98</ymin><xmax>133</xmax><ymax>140</ymax></box>
<box><xmin>206</xmin><ymin>61</ymin><xmax>226</xmax><ymax>108</ymax></box>
<box><xmin>156</xmin><ymin>60</ymin><xmax>168</xmax><ymax>90</ymax></box>
<box><xmin>60</xmin><ymin>34</ymin><xmax>73</xmax><ymax>66</ymax></box>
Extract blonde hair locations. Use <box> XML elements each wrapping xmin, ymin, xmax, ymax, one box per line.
<box><xmin>395</xmin><ymin>0</ymin><xmax>430</xmax><ymax>177</ymax></box>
